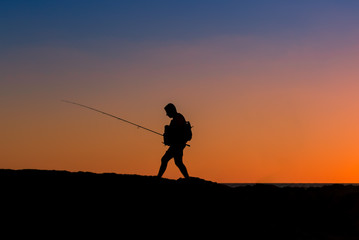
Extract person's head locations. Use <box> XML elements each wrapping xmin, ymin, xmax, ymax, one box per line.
<box><xmin>164</xmin><ymin>103</ymin><xmax>177</xmax><ymax>118</ymax></box>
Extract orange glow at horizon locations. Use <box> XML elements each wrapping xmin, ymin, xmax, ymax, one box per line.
<box><xmin>2</xmin><ymin>35</ymin><xmax>359</xmax><ymax>183</ymax></box>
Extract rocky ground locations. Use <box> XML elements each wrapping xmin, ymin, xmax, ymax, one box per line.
<box><xmin>1</xmin><ymin>169</ymin><xmax>358</xmax><ymax>239</ymax></box>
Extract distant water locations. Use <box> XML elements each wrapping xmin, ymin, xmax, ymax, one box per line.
<box><xmin>223</xmin><ymin>183</ymin><xmax>359</xmax><ymax>188</ymax></box>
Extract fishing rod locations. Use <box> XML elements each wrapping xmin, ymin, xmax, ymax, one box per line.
<box><xmin>62</xmin><ymin>100</ymin><xmax>191</xmax><ymax>147</ymax></box>
<box><xmin>62</xmin><ymin>100</ymin><xmax>163</xmax><ymax>136</ymax></box>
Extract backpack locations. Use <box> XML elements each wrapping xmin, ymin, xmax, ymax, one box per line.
<box><xmin>184</xmin><ymin>121</ymin><xmax>192</xmax><ymax>142</ymax></box>
<box><xmin>163</xmin><ymin>121</ymin><xmax>192</xmax><ymax>145</ymax></box>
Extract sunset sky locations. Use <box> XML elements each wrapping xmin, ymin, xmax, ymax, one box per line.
<box><xmin>2</xmin><ymin>0</ymin><xmax>359</xmax><ymax>183</ymax></box>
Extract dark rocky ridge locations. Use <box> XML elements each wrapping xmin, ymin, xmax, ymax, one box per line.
<box><xmin>1</xmin><ymin>169</ymin><xmax>359</xmax><ymax>239</ymax></box>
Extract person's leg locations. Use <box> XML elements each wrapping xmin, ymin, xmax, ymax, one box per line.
<box><xmin>174</xmin><ymin>155</ymin><xmax>189</xmax><ymax>179</ymax></box>
<box><xmin>157</xmin><ymin>149</ymin><xmax>172</xmax><ymax>178</ymax></box>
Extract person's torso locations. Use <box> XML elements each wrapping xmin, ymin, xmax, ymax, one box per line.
<box><xmin>170</xmin><ymin>113</ymin><xmax>186</xmax><ymax>127</ymax></box>
<box><xmin>168</xmin><ymin>113</ymin><xmax>186</xmax><ymax>144</ymax></box>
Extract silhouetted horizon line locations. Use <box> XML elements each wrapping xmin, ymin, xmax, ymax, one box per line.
<box><xmin>1</xmin><ymin>169</ymin><xmax>358</xmax><ymax>187</ymax></box>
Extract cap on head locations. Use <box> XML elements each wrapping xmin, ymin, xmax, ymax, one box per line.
<box><xmin>165</xmin><ymin>103</ymin><xmax>176</xmax><ymax>112</ymax></box>
<box><xmin>164</xmin><ymin>103</ymin><xmax>177</xmax><ymax>117</ymax></box>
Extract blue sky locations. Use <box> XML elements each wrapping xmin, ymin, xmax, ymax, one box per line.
<box><xmin>2</xmin><ymin>0</ymin><xmax>359</xmax><ymax>50</ymax></box>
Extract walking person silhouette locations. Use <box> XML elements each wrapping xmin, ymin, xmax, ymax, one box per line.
<box><xmin>157</xmin><ymin>103</ymin><xmax>190</xmax><ymax>179</ymax></box>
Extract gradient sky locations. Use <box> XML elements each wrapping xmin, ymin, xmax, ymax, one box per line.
<box><xmin>2</xmin><ymin>0</ymin><xmax>359</xmax><ymax>182</ymax></box>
